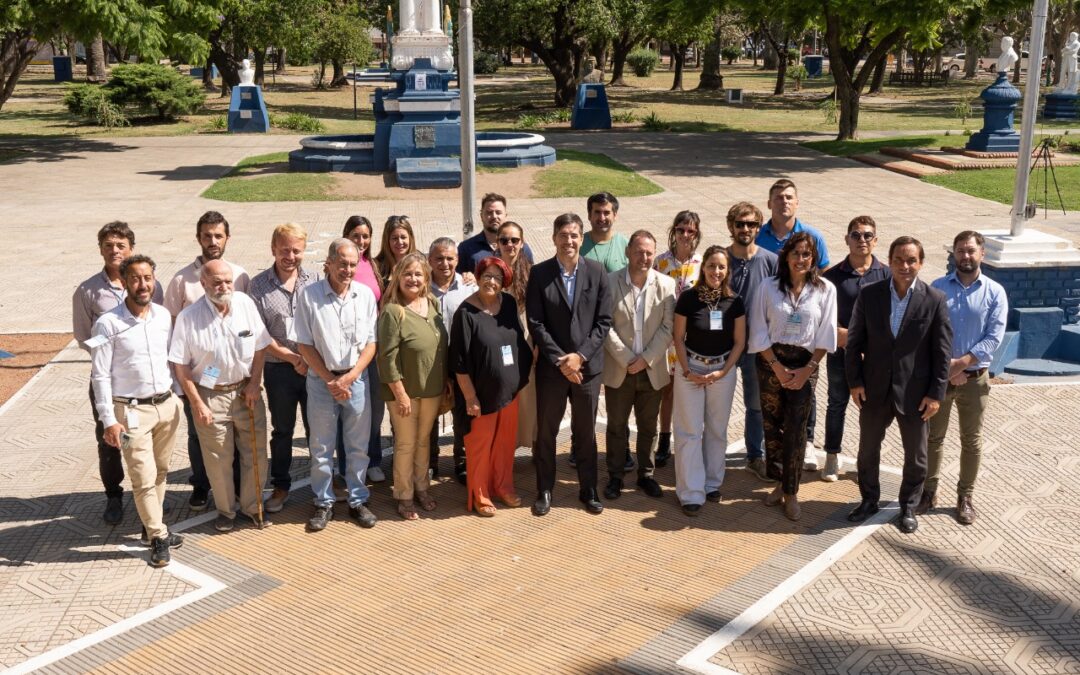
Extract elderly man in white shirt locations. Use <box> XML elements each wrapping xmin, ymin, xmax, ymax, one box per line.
<box><xmin>295</xmin><ymin>238</ymin><xmax>379</xmax><ymax>533</ymax></box>
<box><xmin>170</xmin><ymin>259</ymin><xmax>272</xmax><ymax>532</ymax></box>
<box><xmin>89</xmin><ymin>254</ymin><xmax>181</xmax><ymax>568</ymax></box>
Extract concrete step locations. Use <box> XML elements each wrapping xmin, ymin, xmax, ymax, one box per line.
<box><xmin>1004</xmin><ymin>357</ymin><xmax>1080</xmax><ymax>376</ymax></box>
<box><xmin>852</xmin><ymin>153</ymin><xmax>948</xmax><ymax>178</ymax></box>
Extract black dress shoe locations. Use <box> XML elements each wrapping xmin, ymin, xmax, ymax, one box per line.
<box><xmin>682</xmin><ymin>503</ymin><xmax>701</xmax><ymax>516</ymax></box>
<box><xmin>454</xmin><ymin>463</ymin><xmax>467</xmax><ymax>486</ymax></box>
<box><xmin>349</xmin><ymin>503</ymin><xmax>377</xmax><ymax>528</ymax></box>
<box><xmin>655</xmin><ymin>432</ymin><xmax>671</xmax><ymax>467</ymax></box>
<box><xmin>579</xmin><ymin>490</ymin><xmax>604</xmax><ymax>514</ymax></box>
<box><xmin>637</xmin><ymin>477</ymin><xmax>663</xmax><ymax>498</ymax></box>
<box><xmin>140</xmin><ymin>528</ymin><xmax>183</xmax><ymax>548</ymax></box>
<box><xmin>189</xmin><ymin>486</ymin><xmax>210</xmax><ymax>511</ymax></box>
<box><xmin>532</xmin><ymin>491</ymin><xmax>552</xmax><ymax>516</ymax></box>
<box><xmin>897</xmin><ymin>508</ymin><xmax>918</xmax><ymax>534</ymax></box>
<box><xmin>308</xmin><ymin>505</ymin><xmax>334</xmax><ymax>531</ymax></box>
<box><xmin>603</xmin><ymin>477</ymin><xmax>623</xmax><ymax>500</ymax></box>
<box><xmin>847</xmin><ymin>499</ymin><xmax>880</xmax><ymax>522</ymax></box>
<box><xmin>568</xmin><ymin>454</ymin><xmax>578</xmax><ymax>468</ymax></box>
<box><xmin>705</xmin><ymin>490</ymin><xmax>722</xmax><ymax>503</ymax></box>
<box><xmin>103</xmin><ymin>496</ymin><xmax>124</xmax><ymax>525</ymax></box>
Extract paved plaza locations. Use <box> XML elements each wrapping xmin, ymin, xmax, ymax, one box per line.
<box><xmin>0</xmin><ymin>131</ymin><xmax>1078</xmax><ymax>673</ymax></box>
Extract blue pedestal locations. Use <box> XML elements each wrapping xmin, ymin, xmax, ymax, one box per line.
<box><xmin>802</xmin><ymin>55</ymin><xmax>824</xmax><ymax>78</ymax></box>
<box><xmin>396</xmin><ymin>157</ymin><xmax>462</xmax><ymax>188</ymax></box>
<box><xmin>966</xmin><ymin>73</ymin><xmax>1021</xmax><ymax>152</ymax></box>
<box><xmin>1043</xmin><ymin>92</ymin><xmax>1079</xmax><ymax>119</ymax></box>
<box><xmin>52</xmin><ymin>57</ymin><xmax>73</xmax><ymax>82</ymax></box>
<box><xmin>228</xmin><ymin>85</ymin><xmax>269</xmax><ymax>133</ymax></box>
<box><xmin>190</xmin><ymin>65</ymin><xmax>219</xmax><ymax>79</ymax></box>
<box><xmin>571</xmin><ymin>83</ymin><xmax>611</xmax><ymax>130</ymax></box>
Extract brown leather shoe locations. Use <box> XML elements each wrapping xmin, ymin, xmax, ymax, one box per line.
<box><xmin>914</xmin><ymin>490</ymin><xmax>937</xmax><ymax>516</ymax></box>
<box><xmin>956</xmin><ymin>495</ymin><xmax>976</xmax><ymax>525</ymax></box>
<box><xmin>764</xmin><ymin>485</ymin><xmax>783</xmax><ymax>507</ymax></box>
<box><xmin>783</xmin><ymin>494</ymin><xmax>801</xmax><ymax>521</ymax></box>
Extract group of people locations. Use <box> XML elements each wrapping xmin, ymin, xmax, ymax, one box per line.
<box><xmin>76</xmin><ymin>181</ymin><xmax>1006</xmax><ymax>568</ymax></box>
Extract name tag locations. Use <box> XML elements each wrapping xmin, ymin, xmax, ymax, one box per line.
<box><xmin>199</xmin><ymin>364</ymin><xmax>221</xmax><ymax>388</ymax></box>
<box><xmin>782</xmin><ymin>311</ymin><xmax>802</xmax><ymax>338</ymax></box>
<box><xmin>709</xmin><ymin>310</ymin><xmax>723</xmax><ymax>331</ymax></box>
<box><xmin>501</xmin><ymin>345</ymin><xmax>514</xmax><ymax>366</ymax></box>
<box><xmin>84</xmin><ymin>334</ymin><xmax>108</xmax><ymax>349</ymax></box>
<box><xmin>125</xmin><ymin>407</ymin><xmax>140</xmax><ymax>430</ymax></box>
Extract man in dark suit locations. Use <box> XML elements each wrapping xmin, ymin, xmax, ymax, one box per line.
<box><xmin>526</xmin><ymin>213</ymin><xmax>613</xmax><ymax>516</ymax></box>
<box><xmin>845</xmin><ymin>236</ymin><xmax>952</xmax><ymax>534</ymax></box>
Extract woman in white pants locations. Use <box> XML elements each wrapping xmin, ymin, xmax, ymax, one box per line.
<box><xmin>672</xmin><ymin>245</ymin><xmax>746</xmax><ymax>515</ymax></box>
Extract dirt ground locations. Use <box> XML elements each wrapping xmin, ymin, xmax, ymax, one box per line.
<box><xmin>327</xmin><ymin>164</ymin><xmax>543</xmax><ymax>200</ymax></box>
<box><xmin>0</xmin><ymin>333</ymin><xmax>73</xmax><ymax>407</ymax></box>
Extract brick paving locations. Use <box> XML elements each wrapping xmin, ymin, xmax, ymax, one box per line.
<box><xmin>0</xmin><ymin>131</ymin><xmax>1078</xmax><ymax>673</ymax></box>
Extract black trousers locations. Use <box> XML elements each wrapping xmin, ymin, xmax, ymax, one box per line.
<box><xmin>857</xmin><ymin>397</ymin><xmax>928</xmax><ymax>510</ymax></box>
<box><xmin>533</xmin><ymin>364</ymin><xmax>600</xmax><ymax>495</ymax></box>
<box><xmin>263</xmin><ymin>361</ymin><xmax>310</xmax><ymax>490</ymax></box>
<box><xmin>89</xmin><ymin>382</ymin><xmax>124</xmax><ymax>498</ymax></box>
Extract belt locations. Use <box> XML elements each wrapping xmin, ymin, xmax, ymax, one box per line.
<box><xmin>330</xmin><ymin>367</ymin><xmax>356</xmax><ymax>376</ymax></box>
<box><xmin>211</xmin><ymin>378</ymin><xmax>249</xmax><ymax>392</ymax></box>
<box><xmin>114</xmin><ymin>391</ymin><xmax>172</xmax><ymax>406</ymax></box>
<box><xmin>963</xmin><ymin>368</ymin><xmax>988</xmax><ymax>381</ymax></box>
<box><xmin>688</xmin><ymin>352</ymin><xmax>727</xmax><ymax>366</ymax></box>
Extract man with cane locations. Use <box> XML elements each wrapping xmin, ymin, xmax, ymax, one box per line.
<box><xmin>171</xmin><ymin>259</ymin><xmax>273</xmax><ymax>531</ymax></box>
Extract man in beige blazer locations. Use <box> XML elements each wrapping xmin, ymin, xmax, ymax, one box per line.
<box><xmin>603</xmin><ymin>230</ymin><xmax>677</xmax><ymax>500</ymax></box>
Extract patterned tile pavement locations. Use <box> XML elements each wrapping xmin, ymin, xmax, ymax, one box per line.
<box><xmin>0</xmin><ymin>131</ymin><xmax>1078</xmax><ymax>672</ymax></box>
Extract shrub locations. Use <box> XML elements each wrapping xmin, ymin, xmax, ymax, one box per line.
<box><xmin>787</xmin><ymin>48</ymin><xmax>800</xmax><ymax>65</ymax></box>
<box><xmin>207</xmin><ymin>114</ymin><xmax>227</xmax><ymax>131</ymax></box>
<box><xmin>788</xmin><ymin>64</ymin><xmax>808</xmax><ymax>89</ymax></box>
<box><xmin>819</xmin><ymin>97</ymin><xmax>837</xmax><ymax>124</ymax></box>
<box><xmin>721</xmin><ymin>46</ymin><xmax>740</xmax><ymax>65</ymax></box>
<box><xmin>105</xmin><ymin>63</ymin><xmax>205</xmax><ymax>120</ymax></box>
<box><xmin>627</xmin><ymin>48</ymin><xmax>660</xmax><ymax>77</ymax></box>
<box><xmin>63</xmin><ymin>83</ymin><xmax>129</xmax><ymax>128</ymax></box>
<box><xmin>270</xmin><ymin>112</ymin><xmax>326</xmax><ymax>132</ymax></box>
<box><xmin>953</xmin><ymin>97</ymin><xmax>974</xmax><ymax>124</ymax></box>
<box><xmin>642</xmin><ymin>111</ymin><xmax>670</xmax><ymax>131</ymax></box>
<box><xmin>549</xmin><ymin>107</ymin><xmax>571</xmax><ymax>123</ymax></box>
<box><xmin>516</xmin><ymin>113</ymin><xmax>543</xmax><ymax>129</ymax></box>
<box><xmin>612</xmin><ymin>111</ymin><xmax>637</xmax><ymax>123</ymax></box>
<box><xmin>474</xmin><ymin>51</ymin><xmax>500</xmax><ymax>75</ymax></box>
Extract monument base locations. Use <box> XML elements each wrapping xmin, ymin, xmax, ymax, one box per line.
<box><xmin>966</xmin><ymin>72</ymin><xmax>1022</xmax><ymax>153</ymax></box>
<box><xmin>228</xmin><ymin>85</ymin><xmax>269</xmax><ymax>133</ymax></box>
<box><xmin>1043</xmin><ymin>92</ymin><xmax>1079</xmax><ymax>119</ymax></box>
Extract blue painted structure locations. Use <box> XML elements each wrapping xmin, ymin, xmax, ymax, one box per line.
<box><xmin>190</xmin><ymin>65</ymin><xmax>219</xmax><ymax>79</ymax></box>
<box><xmin>571</xmin><ymin>83</ymin><xmax>612</xmax><ymax>130</ymax></box>
<box><xmin>802</xmin><ymin>55</ymin><xmax>824</xmax><ymax>78</ymax></box>
<box><xmin>965</xmin><ymin>72</ymin><xmax>1022</xmax><ymax>152</ymax></box>
<box><xmin>0</xmin><ymin>350</ymin><xmax>13</xmax><ymax>359</ymax></box>
<box><xmin>52</xmin><ymin>57</ymin><xmax>73</xmax><ymax>82</ymax></box>
<box><xmin>228</xmin><ymin>85</ymin><xmax>269</xmax><ymax>133</ymax></box>
<box><xmin>1042</xmin><ymin>92</ymin><xmax>1079</xmax><ymax>120</ymax></box>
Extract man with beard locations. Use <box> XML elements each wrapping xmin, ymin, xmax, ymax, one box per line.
<box><xmin>581</xmin><ymin>192</ymin><xmax>629</xmax><ymax>274</ymax></box>
<box><xmin>89</xmin><ymin>254</ymin><xmax>181</xmax><ymax>566</ymax></box>
<box><xmin>164</xmin><ymin>211</ymin><xmax>250</xmax><ymax>510</ymax></box>
<box><xmin>457</xmin><ymin>193</ymin><xmax>534</xmax><ymax>275</ymax></box>
<box><xmin>924</xmin><ymin>231</ymin><xmax>1007</xmax><ymax>525</ymax></box>
<box><xmin>170</xmin><ymin>260</ymin><xmax>272</xmax><ymax>531</ymax></box>
<box><xmin>74</xmin><ymin>221</ymin><xmax>162</xmax><ymax>525</ymax></box>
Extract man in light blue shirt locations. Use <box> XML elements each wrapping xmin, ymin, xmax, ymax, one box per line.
<box><xmin>923</xmin><ymin>231</ymin><xmax>1007</xmax><ymax>526</ymax></box>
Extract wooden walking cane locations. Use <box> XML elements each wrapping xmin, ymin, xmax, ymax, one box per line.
<box><xmin>246</xmin><ymin>398</ymin><xmax>265</xmax><ymax>528</ymax></box>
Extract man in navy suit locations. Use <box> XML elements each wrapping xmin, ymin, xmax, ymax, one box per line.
<box><xmin>845</xmin><ymin>236</ymin><xmax>952</xmax><ymax>534</ymax></box>
<box><xmin>526</xmin><ymin>213</ymin><xmax>613</xmax><ymax>516</ymax></box>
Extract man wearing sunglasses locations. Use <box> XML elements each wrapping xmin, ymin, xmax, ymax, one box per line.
<box><xmin>457</xmin><ymin>192</ymin><xmax>534</xmax><ymax>274</ymax></box>
<box><xmin>756</xmin><ymin>179</ymin><xmax>830</xmax><ymax>471</ymax></box>
<box><xmin>821</xmin><ymin>216</ymin><xmax>890</xmax><ymax>481</ymax></box>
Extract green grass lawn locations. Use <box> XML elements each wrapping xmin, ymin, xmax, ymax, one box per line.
<box><xmin>201</xmin><ymin>148</ymin><xmax>661</xmax><ymax>201</ymax></box>
<box><xmin>924</xmin><ymin>165</ymin><xmax>1080</xmax><ymax>211</ymax></box>
<box><xmin>802</xmin><ymin>133</ymin><xmax>1079</xmax><ymax>157</ymax></box>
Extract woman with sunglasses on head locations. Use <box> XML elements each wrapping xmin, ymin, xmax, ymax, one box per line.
<box><xmin>497</xmin><ymin>221</ymin><xmax>538</xmax><ymax>450</ymax></box>
<box><xmin>374</xmin><ymin>215</ymin><xmax>417</xmax><ymax>291</ymax></box>
<box><xmin>748</xmin><ymin>232</ymin><xmax>837</xmax><ymax>521</ymax></box>
<box><xmin>672</xmin><ymin>245</ymin><xmax>744</xmax><ymax>516</ymax></box>
<box><xmin>653</xmin><ymin>211</ymin><xmax>703</xmax><ymax>467</ymax></box>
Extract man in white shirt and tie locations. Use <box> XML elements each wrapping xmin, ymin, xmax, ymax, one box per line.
<box><xmin>89</xmin><ymin>254</ymin><xmax>181</xmax><ymax>567</ymax></box>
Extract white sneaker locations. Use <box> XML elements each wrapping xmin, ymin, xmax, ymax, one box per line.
<box><xmin>803</xmin><ymin>442</ymin><xmax>819</xmax><ymax>471</ymax></box>
<box><xmin>368</xmin><ymin>466</ymin><xmax>386</xmax><ymax>483</ymax></box>
<box><xmin>821</xmin><ymin>453</ymin><xmax>839</xmax><ymax>482</ymax></box>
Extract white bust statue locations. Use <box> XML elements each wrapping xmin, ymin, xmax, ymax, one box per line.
<box><xmin>1057</xmin><ymin>31</ymin><xmax>1079</xmax><ymax>94</ymax></box>
<box><xmin>239</xmin><ymin>59</ymin><xmax>255</xmax><ymax>86</ymax></box>
<box><xmin>996</xmin><ymin>36</ymin><xmax>1018</xmax><ymax>75</ymax></box>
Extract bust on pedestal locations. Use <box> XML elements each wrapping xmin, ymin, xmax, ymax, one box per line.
<box><xmin>228</xmin><ymin>59</ymin><xmax>270</xmax><ymax>133</ymax></box>
<box><xmin>1043</xmin><ymin>32</ymin><xmax>1079</xmax><ymax>119</ymax></box>
<box><xmin>966</xmin><ymin>37</ymin><xmax>1022</xmax><ymax>152</ymax></box>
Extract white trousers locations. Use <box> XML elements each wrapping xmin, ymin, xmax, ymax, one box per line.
<box><xmin>672</xmin><ymin>358</ymin><xmax>738</xmax><ymax>505</ymax></box>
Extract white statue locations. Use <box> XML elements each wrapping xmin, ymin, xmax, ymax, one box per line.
<box><xmin>1056</xmin><ymin>31</ymin><xmax>1080</xmax><ymax>94</ymax></box>
<box><xmin>398</xmin><ymin>0</ymin><xmax>442</xmax><ymax>35</ymax></box>
<box><xmin>239</xmin><ymin>58</ymin><xmax>255</xmax><ymax>86</ymax></box>
<box><xmin>996</xmin><ymin>36</ymin><xmax>1018</xmax><ymax>75</ymax></box>
<box><xmin>392</xmin><ymin>0</ymin><xmax>454</xmax><ymax>70</ymax></box>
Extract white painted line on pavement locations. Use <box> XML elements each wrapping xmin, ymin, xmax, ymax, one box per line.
<box><xmin>675</xmin><ymin>502</ymin><xmax>898</xmax><ymax>675</ymax></box>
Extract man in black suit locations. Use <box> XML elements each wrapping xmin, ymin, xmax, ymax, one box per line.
<box><xmin>526</xmin><ymin>213</ymin><xmax>613</xmax><ymax>515</ymax></box>
<box><xmin>845</xmin><ymin>236</ymin><xmax>952</xmax><ymax>534</ymax></box>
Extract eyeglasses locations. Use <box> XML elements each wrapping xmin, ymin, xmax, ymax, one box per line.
<box><xmin>479</xmin><ymin>272</ymin><xmax>504</xmax><ymax>282</ymax></box>
<box><xmin>733</xmin><ymin>220</ymin><xmax>760</xmax><ymax>230</ymax></box>
<box><xmin>498</xmin><ymin>237</ymin><xmax>521</xmax><ymax>245</ymax></box>
<box><xmin>848</xmin><ymin>231</ymin><xmax>876</xmax><ymax>241</ymax></box>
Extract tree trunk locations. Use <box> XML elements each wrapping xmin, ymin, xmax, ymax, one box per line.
<box><xmin>275</xmin><ymin>47</ymin><xmax>287</xmax><ymax>74</ymax></box>
<box><xmin>201</xmin><ymin>58</ymin><xmax>216</xmax><ymax>90</ymax></box>
<box><xmin>964</xmin><ymin>49</ymin><xmax>979</xmax><ymax>78</ymax></box>
<box><xmin>610</xmin><ymin>41</ymin><xmax>631</xmax><ymax>86</ymax></box>
<box><xmin>837</xmin><ymin>82</ymin><xmax>860</xmax><ymax>139</ymax></box>
<box><xmin>0</xmin><ymin>29</ymin><xmax>37</xmax><ymax>112</ymax></box>
<box><xmin>824</xmin><ymin>8</ymin><xmax>905</xmax><ymax>140</ymax></box>
<box><xmin>868</xmin><ymin>52</ymin><xmax>887</xmax><ymax>93</ymax></box>
<box><xmin>894</xmin><ymin>45</ymin><xmax>904</xmax><ymax>74</ymax></box>
<box><xmin>254</xmin><ymin>51</ymin><xmax>266</xmax><ymax>87</ymax></box>
<box><xmin>671</xmin><ymin>44</ymin><xmax>686</xmax><ymax>91</ymax></box>
<box><xmin>331</xmin><ymin>59</ymin><xmax>347</xmax><ymax>87</ymax></box>
<box><xmin>763</xmin><ymin>40</ymin><xmax>777</xmax><ymax>69</ymax></box>
<box><xmin>86</xmin><ymin>34</ymin><xmax>107</xmax><ymax>82</ymax></box>
<box><xmin>698</xmin><ymin>29</ymin><xmax>723</xmax><ymax>90</ymax></box>
<box><xmin>751</xmin><ymin>32</ymin><xmax>760</xmax><ymax>66</ymax></box>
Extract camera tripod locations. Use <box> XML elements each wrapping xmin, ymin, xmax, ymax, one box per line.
<box><xmin>1025</xmin><ymin>136</ymin><xmax>1066</xmax><ymax>218</ymax></box>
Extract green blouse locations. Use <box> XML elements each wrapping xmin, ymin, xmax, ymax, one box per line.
<box><xmin>377</xmin><ymin>301</ymin><xmax>448</xmax><ymax>401</ymax></box>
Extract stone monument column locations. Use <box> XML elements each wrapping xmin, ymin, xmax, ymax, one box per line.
<box><xmin>399</xmin><ymin>0</ymin><xmax>419</xmax><ymax>34</ymax></box>
<box><xmin>391</xmin><ymin>0</ymin><xmax>453</xmax><ymax>70</ymax></box>
<box><xmin>422</xmin><ymin>0</ymin><xmax>441</xmax><ymax>34</ymax></box>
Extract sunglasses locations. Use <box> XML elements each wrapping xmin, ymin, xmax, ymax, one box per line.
<box><xmin>848</xmin><ymin>231</ymin><xmax>876</xmax><ymax>241</ymax></box>
<box><xmin>733</xmin><ymin>220</ymin><xmax>760</xmax><ymax>230</ymax></box>
<box><xmin>499</xmin><ymin>236</ymin><xmax>522</xmax><ymax>245</ymax></box>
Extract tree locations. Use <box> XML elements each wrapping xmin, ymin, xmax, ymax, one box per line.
<box><xmin>606</xmin><ymin>0</ymin><xmax>653</xmax><ymax>87</ymax></box>
<box><xmin>651</xmin><ymin>1</ymin><xmax>714</xmax><ymax>91</ymax></box>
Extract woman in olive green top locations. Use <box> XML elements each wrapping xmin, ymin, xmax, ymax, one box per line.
<box><xmin>377</xmin><ymin>252</ymin><xmax>449</xmax><ymax>520</ymax></box>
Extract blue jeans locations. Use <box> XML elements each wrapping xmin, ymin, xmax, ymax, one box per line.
<box><xmin>823</xmin><ymin>349</ymin><xmax>849</xmax><ymax>453</ymax></box>
<box><xmin>307</xmin><ymin>371</ymin><xmax>371</xmax><ymax>508</ymax></box>
<box><xmin>263</xmin><ymin>361</ymin><xmax>309</xmax><ymax>490</ymax></box>
<box><xmin>738</xmin><ymin>352</ymin><xmax>764</xmax><ymax>460</ymax></box>
<box><xmin>336</xmin><ymin>360</ymin><xmax>384</xmax><ymax>475</ymax></box>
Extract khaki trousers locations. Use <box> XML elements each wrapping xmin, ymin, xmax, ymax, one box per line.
<box><xmin>926</xmin><ymin>370</ymin><xmax>990</xmax><ymax>497</ymax></box>
<box><xmin>387</xmin><ymin>396</ymin><xmax>440</xmax><ymax>500</ymax></box>
<box><xmin>114</xmin><ymin>394</ymin><xmax>181</xmax><ymax>540</ymax></box>
<box><xmin>193</xmin><ymin>385</ymin><xmax>268</xmax><ymax>520</ymax></box>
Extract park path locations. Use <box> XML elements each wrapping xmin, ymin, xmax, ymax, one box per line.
<box><xmin>0</xmin><ymin>130</ymin><xmax>1078</xmax><ymax>673</ymax></box>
